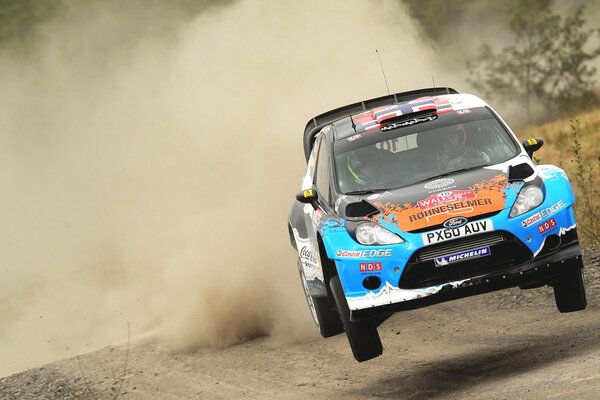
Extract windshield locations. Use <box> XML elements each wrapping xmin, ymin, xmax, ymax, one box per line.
<box><xmin>334</xmin><ymin>107</ymin><xmax>518</xmax><ymax>194</ymax></box>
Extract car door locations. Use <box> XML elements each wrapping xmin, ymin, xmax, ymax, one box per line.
<box><xmin>299</xmin><ymin>133</ymin><xmax>333</xmax><ymax>296</ymax></box>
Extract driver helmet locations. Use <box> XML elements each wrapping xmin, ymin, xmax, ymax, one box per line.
<box><xmin>346</xmin><ymin>146</ymin><xmax>381</xmax><ymax>185</ymax></box>
<box><xmin>444</xmin><ymin>123</ymin><xmax>468</xmax><ymax>156</ymax></box>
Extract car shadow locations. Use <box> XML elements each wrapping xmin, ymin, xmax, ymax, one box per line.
<box><xmin>353</xmin><ymin>319</ymin><xmax>600</xmax><ymax>399</ymax></box>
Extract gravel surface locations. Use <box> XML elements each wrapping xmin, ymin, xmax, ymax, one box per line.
<box><xmin>1</xmin><ymin>247</ymin><xmax>599</xmax><ymax>400</ymax></box>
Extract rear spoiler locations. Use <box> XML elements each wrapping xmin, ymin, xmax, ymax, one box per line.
<box><xmin>302</xmin><ymin>87</ymin><xmax>459</xmax><ymax>162</ymax></box>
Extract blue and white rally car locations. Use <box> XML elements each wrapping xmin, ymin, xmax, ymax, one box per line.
<box><xmin>288</xmin><ymin>87</ymin><xmax>587</xmax><ymax>362</ymax></box>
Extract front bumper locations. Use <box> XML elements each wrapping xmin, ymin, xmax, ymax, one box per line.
<box><xmin>350</xmin><ymin>239</ymin><xmax>582</xmax><ymax>321</ymax></box>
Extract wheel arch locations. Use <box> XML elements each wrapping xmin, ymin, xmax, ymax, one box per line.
<box><xmin>538</xmin><ymin>164</ymin><xmax>576</xmax><ymax>206</ymax></box>
<box><xmin>288</xmin><ymin>202</ymin><xmax>307</xmax><ymax>250</ymax></box>
<box><xmin>317</xmin><ymin>232</ymin><xmax>339</xmax><ymax>306</ymax></box>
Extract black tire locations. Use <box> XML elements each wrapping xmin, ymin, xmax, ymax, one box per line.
<box><xmin>553</xmin><ymin>261</ymin><xmax>587</xmax><ymax>313</ymax></box>
<box><xmin>298</xmin><ymin>261</ymin><xmax>344</xmax><ymax>338</ymax></box>
<box><xmin>329</xmin><ymin>276</ymin><xmax>383</xmax><ymax>362</ymax></box>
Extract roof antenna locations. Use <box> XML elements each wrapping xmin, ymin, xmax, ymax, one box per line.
<box><xmin>432</xmin><ymin>76</ymin><xmax>437</xmax><ymax>96</ymax></box>
<box><xmin>376</xmin><ymin>49</ymin><xmax>390</xmax><ymax>96</ymax></box>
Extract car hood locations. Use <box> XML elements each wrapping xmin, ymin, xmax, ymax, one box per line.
<box><xmin>344</xmin><ymin>167</ymin><xmax>510</xmax><ymax>232</ymax></box>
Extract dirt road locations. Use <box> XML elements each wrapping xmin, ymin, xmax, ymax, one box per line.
<box><xmin>2</xmin><ymin>247</ymin><xmax>599</xmax><ymax>400</ymax></box>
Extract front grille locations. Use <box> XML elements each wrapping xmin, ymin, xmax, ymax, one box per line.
<box><xmin>417</xmin><ymin>232</ymin><xmax>506</xmax><ymax>261</ymax></box>
<box><xmin>400</xmin><ymin>231</ymin><xmax>531</xmax><ymax>289</ymax></box>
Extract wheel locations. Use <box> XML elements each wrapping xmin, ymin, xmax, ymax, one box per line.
<box><xmin>553</xmin><ymin>259</ymin><xmax>587</xmax><ymax>313</ymax></box>
<box><xmin>298</xmin><ymin>260</ymin><xmax>344</xmax><ymax>338</ymax></box>
<box><xmin>329</xmin><ymin>276</ymin><xmax>383</xmax><ymax>362</ymax></box>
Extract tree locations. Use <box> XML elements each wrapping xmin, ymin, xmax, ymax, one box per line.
<box><xmin>467</xmin><ymin>2</ymin><xmax>600</xmax><ymax>122</ymax></box>
<box><xmin>0</xmin><ymin>0</ymin><xmax>60</xmax><ymax>50</ymax></box>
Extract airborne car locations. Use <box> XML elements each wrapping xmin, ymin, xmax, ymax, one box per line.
<box><xmin>288</xmin><ymin>87</ymin><xmax>587</xmax><ymax>362</ymax></box>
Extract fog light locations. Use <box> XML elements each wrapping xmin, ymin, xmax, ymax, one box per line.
<box><xmin>363</xmin><ymin>276</ymin><xmax>381</xmax><ymax>290</ymax></box>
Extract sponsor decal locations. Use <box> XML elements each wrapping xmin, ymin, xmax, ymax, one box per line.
<box><xmin>422</xmin><ymin>220</ymin><xmax>494</xmax><ymax>246</ymax></box>
<box><xmin>300</xmin><ymin>246</ymin><xmax>317</xmax><ymax>264</ymax></box>
<box><xmin>418</xmin><ymin>189</ymin><xmax>476</xmax><ymax>209</ymax></box>
<box><xmin>521</xmin><ymin>200</ymin><xmax>565</xmax><ymax>228</ymax></box>
<box><xmin>443</xmin><ymin>216</ymin><xmax>468</xmax><ymax>229</ymax></box>
<box><xmin>456</xmin><ymin>109</ymin><xmax>471</xmax><ymax>115</ymax></box>
<box><xmin>380</xmin><ymin>114</ymin><xmax>438</xmax><ymax>132</ymax></box>
<box><xmin>537</xmin><ymin>217</ymin><xmax>557</xmax><ymax>234</ymax></box>
<box><xmin>367</xmin><ymin>191</ymin><xmax>392</xmax><ymax>201</ymax></box>
<box><xmin>428</xmin><ymin>185</ymin><xmax>457</xmax><ymax>194</ymax></box>
<box><xmin>303</xmin><ymin>189</ymin><xmax>314</xmax><ymax>198</ymax></box>
<box><xmin>311</xmin><ymin>208</ymin><xmax>324</xmax><ymax>226</ymax></box>
<box><xmin>347</xmin><ymin>134</ymin><xmax>362</xmax><ymax>142</ymax></box>
<box><xmin>435</xmin><ymin>246</ymin><xmax>491</xmax><ymax>267</ymax></box>
<box><xmin>521</xmin><ymin>213</ymin><xmax>541</xmax><ymax>228</ymax></box>
<box><xmin>410</xmin><ymin>198</ymin><xmax>492</xmax><ymax>222</ymax></box>
<box><xmin>359</xmin><ymin>262</ymin><xmax>382</xmax><ymax>272</ymax></box>
<box><xmin>336</xmin><ymin>249</ymin><xmax>393</xmax><ymax>258</ymax></box>
<box><xmin>424</xmin><ymin>178</ymin><xmax>455</xmax><ymax>190</ymax></box>
<box><xmin>374</xmin><ymin>174</ymin><xmax>508</xmax><ymax>231</ymax></box>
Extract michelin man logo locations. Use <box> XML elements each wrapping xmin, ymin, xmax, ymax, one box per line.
<box><xmin>435</xmin><ymin>257</ymin><xmax>450</xmax><ymax>266</ymax></box>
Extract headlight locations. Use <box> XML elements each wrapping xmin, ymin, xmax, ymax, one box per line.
<box><xmin>509</xmin><ymin>185</ymin><xmax>544</xmax><ymax>218</ymax></box>
<box><xmin>355</xmin><ymin>222</ymin><xmax>404</xmax><ymax>245</ymax></box>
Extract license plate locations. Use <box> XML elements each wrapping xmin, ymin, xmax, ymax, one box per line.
<box><xmin>422</xmin><ymin>219</ymin><xmax>494</xmax><ymax>246</ymax></box>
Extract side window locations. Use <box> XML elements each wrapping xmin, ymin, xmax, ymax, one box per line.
<box><xmin>308</xmin><ymin>126</ymin><xmax>329</xmax><ymax>178</ymax></box>
<box><xmin>315</xmin><ymin>138</ymin><xmax>331</xmax><ymax>205</ymax></box>
<box><xmin>308</xmin><ymin>137</ymin><xmax>320</xmax><ymax>178</ymax></box>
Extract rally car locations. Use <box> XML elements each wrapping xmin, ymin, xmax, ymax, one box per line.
<box><xmin>288</xmin><ymin>87</ymin><xmax>587</xmax><ymax>362</ymax></box>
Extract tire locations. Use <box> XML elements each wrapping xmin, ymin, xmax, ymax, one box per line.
<box><xmin>329</xmin><ymin>276</ymin><xmax>383</xmax><ymax>362</ymax></box>
<box><xmin>298</xmin><ymin>261</ymin><xmax>344</xmax><ymax>338</ymax></box>
<box><xmin>553</xmin><ymin>260</ymin><xmax>587</xmax><ymax>313</ymax></box>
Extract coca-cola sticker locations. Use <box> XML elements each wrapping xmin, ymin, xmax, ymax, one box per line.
<box><xmin>300</xmin><ymin>246</ymin><xmax>317</xmax><ymax>264</ymax></box>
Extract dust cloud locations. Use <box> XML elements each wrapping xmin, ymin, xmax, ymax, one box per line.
<box><xmin>0</xmin><ymin>0</ymin><xmax>460</xmax><ymax>376</ymax></box>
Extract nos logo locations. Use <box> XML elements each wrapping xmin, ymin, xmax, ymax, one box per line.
<box><xmin>443</xmin><ymin>217</ymin><xmax>468</xmax><ymax>229</ymax></box>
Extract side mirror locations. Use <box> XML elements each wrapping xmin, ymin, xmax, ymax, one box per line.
<box><xmin>522</xmin><ymin>137</ymin><xmax>544</xmax><ymax>158</ymax></box>
<box><xmin>296</xmin><ymin>188</ymin><xmax>319</xmax><ymax>209</ymax></box>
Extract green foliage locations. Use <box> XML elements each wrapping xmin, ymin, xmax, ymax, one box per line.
<box><xmin>467</xmin><ymin>3</ymin><xmax>600</xmax><ymax>121</ymax></box>
<box><xmin>568</xmin><ymin>119</ymin><xmax>600</xmax><ymax>245</ymax></box>
<box><xmin>400</xmin><ymin>0</ymin><xmax>517</xmax><ymax>43</ymax></box>
<box><xmin>0</xmin><ymin>0</ymin><xmax>231</xmax><ymax>53</ymax></box>
<box><xmin>400</xmin><ymin>0</ymin><xmax>472</xmax><ymax>41</ymax></box>
<box><xmin>0</xmin><ymin>0</ymin><xmax>60</xmax><ymax>50</ymax></box>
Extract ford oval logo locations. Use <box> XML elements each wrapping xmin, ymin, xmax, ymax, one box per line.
<box><xmin>443</xmin><ymin>217</ymin><xmax>468</xmax><ymax>229</ymax></box>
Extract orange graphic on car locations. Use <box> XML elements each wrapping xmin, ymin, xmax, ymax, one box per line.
<box><xmin>372</xmin><ymin>174</ymin><xmax>509</xmax><ymax>231</ymax></box>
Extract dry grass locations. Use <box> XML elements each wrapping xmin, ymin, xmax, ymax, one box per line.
<box><xmin>518</xmin><ymin>109</ymin><xmax>600</xmax><ymax>246</ymax></box>
<box><xmin>518</xmin><ymin>109</ymin><xmax>600</xmax><ymax>167</ymax></box>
